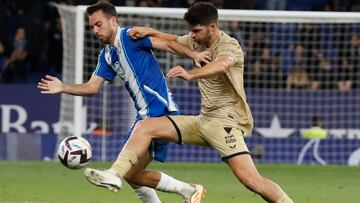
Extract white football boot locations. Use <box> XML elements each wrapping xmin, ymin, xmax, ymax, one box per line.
<box><xmin>184</xmin><ymin>184</ymin><xmax>206</xmax><ymax>203</ymax></box>
<box><xmin>84</xmin><ymin>168</ymin><xmax>122</xmax><ymax>192</ymax></box>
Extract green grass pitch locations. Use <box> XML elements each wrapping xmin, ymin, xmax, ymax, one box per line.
<box><xmin>0</xmin><ymin>161</ymin><xmax>359</xmax><ymax>203</ymax></box>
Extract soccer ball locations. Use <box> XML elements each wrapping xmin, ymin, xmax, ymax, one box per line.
<box><xmin>57</xmin><ymin>136</ymin><xmax>92</xmax><ymax>169</ymax></box>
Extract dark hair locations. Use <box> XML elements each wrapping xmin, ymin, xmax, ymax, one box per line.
<box><xmin>86</xmin><ymin>1</ymin><xmax>117</xmax><ymax>18</ymax></box>
<box><xmin>183</xmin><ymin>2</ymin><xmax>218</xmax><ymax>26</ymax></box>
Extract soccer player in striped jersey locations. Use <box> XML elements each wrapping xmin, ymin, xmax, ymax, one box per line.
<box><xmin>37</xmin><ymin>1</ymin><xmax>209</xmax><ymax>203</ymax></box>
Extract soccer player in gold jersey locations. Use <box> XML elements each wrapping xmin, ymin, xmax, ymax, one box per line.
<box><xmin>85</xmin><ymin>2</ymin><xmax>294</xmax><ymax>203</ymax></box>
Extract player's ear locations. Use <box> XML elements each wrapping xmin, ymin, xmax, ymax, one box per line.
<box><xmin>110</xmin><ymin>16</ymin><xmax>118</xmax><ymax>27</ymax></box>
<box><xmin>209</xmin><ymin>23</ymin><xmax>217</xmax><ymax>32</ymax></box>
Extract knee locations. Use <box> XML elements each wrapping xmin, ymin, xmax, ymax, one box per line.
<box><xmin>133</xmin><ymin>120</ymin><xmax>156</xmax><ymax>137</ymax></box>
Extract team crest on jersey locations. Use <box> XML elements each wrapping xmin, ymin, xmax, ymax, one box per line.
<box><xmin>113</xmin><ymin>61</ymin><xmax>126</xmax><ymax>80</ymax></box>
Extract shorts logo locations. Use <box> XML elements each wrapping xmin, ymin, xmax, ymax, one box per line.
<box><xmin>224</xmin><ymin>127</ymin><xmax>237</xmax><ymax>149</ymax></box>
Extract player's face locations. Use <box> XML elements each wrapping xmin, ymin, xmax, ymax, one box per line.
<box><xmin>189</xmin><ymin>24</ymin><xmax>212</xmax><ymax>46</ymax></box>
<box><xmin>88</xmin><ymin>10</ymin><xmax>115</xmax><ymax>44</ymax></box>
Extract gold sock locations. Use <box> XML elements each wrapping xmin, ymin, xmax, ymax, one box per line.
<box><xmin>276</xmin><ymin>193</ymin><xmax>294</xmax><ymax>203</ymax></box>
<box><xmin>110</xmin><ymin>150</ymin><xmax>138</xmax><ymax>178</ymax></box>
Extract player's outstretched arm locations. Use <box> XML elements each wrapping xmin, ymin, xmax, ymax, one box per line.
<box><xmin>37</xmin><ymin>75</ymin><xmax>63</xmax><ymax>94</ymax></box>
<box><xmin>150</xmin><ymin>36</ymin><xmax>211</xmax><ymax>67</ymax></box>
<box><xmin>130</xmin><ymin>26</ymin><xmax>211</xmax><ymax>66</ymax></box>
<box><xmin>37</xmin><ymin>74</ymin><xmax>105</xmax><ymax>96</ymax></box>
<box><xmin>167</xmin><ymin>55</ymin><xmax>236</xmax><ymax>80</ymax></box>
<box><xmin>129</xmin><ymin>26</ymin><xmax>178</xmax><ymax>41</ymax></box>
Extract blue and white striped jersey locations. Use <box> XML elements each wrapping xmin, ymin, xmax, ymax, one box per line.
<box><xmin>93</xmin><ymin>27</ymin><xmax>178</xmax><ymax>119</ymax></box>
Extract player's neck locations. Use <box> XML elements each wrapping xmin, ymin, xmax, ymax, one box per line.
<box><xmin>206</xmin><ymin>29</ymin><xmax>220</xmax><ymax>48</ymax></box>
<box><xmin>109</xmin><ymin>26</ymin><xmax>120</xmax><ymax>46</ymax></box>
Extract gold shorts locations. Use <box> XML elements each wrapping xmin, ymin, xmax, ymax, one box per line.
<box><xmin>167</xmin><ymin>115</ymin><xmax>249</xmax><ymax>161</ymax></box>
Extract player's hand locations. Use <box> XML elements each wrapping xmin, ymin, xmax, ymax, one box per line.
<box><xmin>167</xmin><ymin>65</ymin><xmax>192</xmax><ymax>80</ymax></box>
<box><xmin>194</xmin><ymin>51</ymin><xmax>211</xmax><ymax>67</ymax></box>
<box><xmin>128</xmin><ymin>27</ymin><xmax>151</xmax><ymax>39</ymax></box>
<box><xmin>37</xmin><ymin>75</ymin><xmax>63</xmax><ymax>94</ymax></box>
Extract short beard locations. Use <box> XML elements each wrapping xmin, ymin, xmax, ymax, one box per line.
<box><xmin>98</xmin><ymin>30</ymin><xmax>113</xmax><ymax>44</ymax></box>
<box><xmin>198</xmin><ymin>30</ymin><xmax>211</xmax><ymax>47</ymax></box>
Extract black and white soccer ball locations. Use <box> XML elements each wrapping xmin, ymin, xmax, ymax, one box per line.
<box><xmin>57</xmin><ymin>136</ymin><xmax>92</xmax><ymax>169</ymax></box>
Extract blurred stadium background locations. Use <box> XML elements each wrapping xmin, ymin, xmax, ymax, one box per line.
<box><xmin>1</xmin><ymin>0</ymin><xmax>360</xmax><ymax>202</ymax></box>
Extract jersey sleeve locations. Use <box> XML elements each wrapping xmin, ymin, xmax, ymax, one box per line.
<box><xmin>130</xmin><ymin>31</ymin><xmax>153</xmax><ymax>50</ymax></box>
<box><xmin>138</xmin><ymin>36</ymin><xmax>153</xmax><ymax>49</ymax></box>
<box><xmin>125</xmin><ymin>27</ymin><xmax>153</xmax><ymax>50</ymax></box>
<box><xmin>92</xmin><ymin>49</ymin><xmax>117</xmax><ymax>82</ymax></box>
<box><xmin>215</xmin><ymin>38</ymin><xmax>244</xmax><ymax>65</ymax></box>
<box><xmin>176</xmin><ymin>34</ymin><xmax>191</xmax><ymax>47</ymax></box>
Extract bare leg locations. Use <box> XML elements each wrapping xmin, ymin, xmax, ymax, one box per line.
<box><xmin>85</xmin><ymin>117</ymin><xmax>202</xmax><ymax>202</ymax></box>
<box><xmin>111</xmin><ymin>117</ymin><xmax>200</xmax><ymax>200</ymax></box>
<box><xmin>110</xmin><ymin>116</ymin><xmax>291</xmax><ymax>202</ymax></box>
<box><xmin>122</xmin><ymin>117</ymin><xmax>179</xmax><ymax>161</ymax></box>
<box><xmin>124</xmin><ymin>153</ymin><xmax>160</xmax><ymax>188</ymax></box>
<box><xmin>226</xmin><ymin>154</ymin><xmax>289</xmax><ymax>203</ymax></box>
<box><xmin>124</xmin><ymin>154</ymin><xmax>161</xmax><ymax>203</ymax></box>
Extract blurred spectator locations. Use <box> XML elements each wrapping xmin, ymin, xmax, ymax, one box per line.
<box><xmin>337</xmin><ymin>34</ymin><xmax>360</xmax><ymax>90</ymax></box>
<box><xmin>297</xmin><ymin>115</ymin><xmax>327</xmax><ymax>165</ymax></box>
<box><xmin>282</xmin><ymin>44</ymin><xmax>295</xmax><ymax>74</ymax></box>
<box><xmin>268</xmin><ymin>54</ymin><xmax>285</xmax><ymax>88</ymax></box>
<box><xmin>246</xmin><ymin>50</ymin><xmax>267</xmax><ymax>88</ymax></box>
<box><xmin>337</xmin><ymin>58</ymin><xmax>354</xmax><ymax>91</ymax></box>
<box><xmin>348</xmin><ymin>34</ymin><xmax>360</xmax><ymax>88</ymax></box>
<box><xmin>1</xmin><ymin>27</ymin><xmax>29</xmax><ymax>83</ymax></box>
<box><xmin>318</xmin><ymin>54</ymin><xmax>336</xmax><ymax>90</ymax></box>
<box><xmin>286</xmin><ymin>44</ymin><xmax>309</xmax><ymax>89</ymax></box>
<box><xmin>0</xmin><ymin>39</ymin><xmax>6</xmax><ymax>80</ymax></box>
<box><xmin>286</xmin><ymin>66</ymin><xmax>309</xmax><ymax>90</ymax></box>
<box><xmin>303</xmin><ymin>115</ymin><xmax>327</xmax><ymax>139</ymax></box>
<box><xmin>293</xmin><ymin>44</ymin><xmax>305</xmax><ymax>66</ymax></box>
<box><xmin>228</xmin><ymin>21</ymin><xmax>245</xmax><ymax>47</ymax></box>
<box><xmin>309</xmin><ymin>51</ymin><xmax>336</xmax><ymax>90</ymax></box>
<box><xmin>47</xmin><ymin>17</ymin><xmax>63</xmax><ymax>75</ymax></box>
<box><xmin>298</xmin><ymin>24</ymin><xmax>320</xmax><ymax>64</ymax></box>
<box><xmin>250</xmin><ymin>48</ymin><xmax>283</xmax><ymax>88</ymax></box>
<box><xmin>25</xmin><ymin>2</ymin><xmax>49</xmax><ymax>82</ymax></box>
<box><xmin>246</xmin><ymin>22</ymin><xmax>269</xmax><ymax>65</ymax></box>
